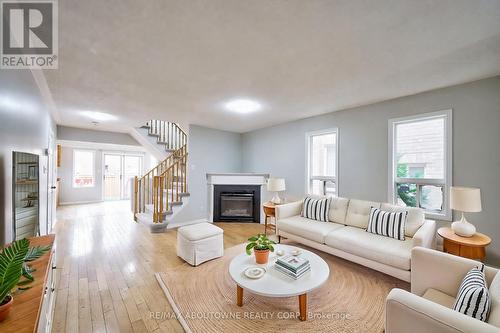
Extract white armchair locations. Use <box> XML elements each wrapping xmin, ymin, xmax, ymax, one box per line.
<box><xmin>386</xmin><ymin>247</ymin><xmax>500</xmax><ymax>333</ymax></box>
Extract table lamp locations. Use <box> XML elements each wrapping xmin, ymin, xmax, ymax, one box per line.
<box><xmin>267</xmin><ymin>178</ymin><xmax>286</xmax><ymax>204</ymax></box>
<box><xmin>450</xmin><ymin>186</ymin><xmax>482</xmax><ymax>237</ymax></box>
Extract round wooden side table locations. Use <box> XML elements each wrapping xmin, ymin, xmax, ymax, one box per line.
<box><xmin>437</xmin><ymin>227</ymin><xmax>491</xmax><ymax>262</ymax></box>
<box><xmin>263</xmin><ymin>201</ymin><xmax>278</xmax><ymax>235</ymax></box>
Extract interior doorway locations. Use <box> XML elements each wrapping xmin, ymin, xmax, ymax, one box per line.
<box><xmin>103</xmin><ymin>153</ymin><xmax>143</xmax><ymax>200</ymax></box>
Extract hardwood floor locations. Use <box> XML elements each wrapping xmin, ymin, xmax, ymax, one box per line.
<box><xmin>53</xmin><ymin>201</ymin><xmax>264</xmax><ymax>333</ymax></box>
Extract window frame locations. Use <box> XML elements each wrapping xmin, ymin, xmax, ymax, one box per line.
<box><xmin>305</xmin><ymin>127</ymin><xmax>339</xmax><ymax>197</ymax></box>
<box><xmin>72</xmin><ymin>149</ymin><xmax>96</xmax><ymax>189</ymax></box>
<box><xmin>388</xmin><ymin>110</ymin><xmax>452</xmax><ymax>221</ymax></box>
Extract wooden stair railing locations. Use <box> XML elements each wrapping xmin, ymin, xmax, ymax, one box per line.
<box><xmin>133</xmin><ymin>144</ymin><xmax>187</xmax><ymax>222</ymax></box>
<box><xmin>146</xmin><ymin>120</ymin><xmax>187</xmax><ymax>151</ymax></box>
<box><xmin>151</xmin><ymin>150</ymin><xmax>188</xmax><ymax>223</ymax></box>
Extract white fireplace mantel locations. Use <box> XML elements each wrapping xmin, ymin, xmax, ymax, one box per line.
<box><xmin>207</xmin><ymin>173</ymin><xmax>270</xmax><ymax>223</ymax></box>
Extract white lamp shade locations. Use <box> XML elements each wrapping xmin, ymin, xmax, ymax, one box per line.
<box><xmin>450</xmin><ymin>186</ymin><xmax>482</xmax><ymax>212</ymax></box>
<box><xmin>267</xmin><ymin>178</ymin><xmax>286</xmax><ymax>192</ymax></box>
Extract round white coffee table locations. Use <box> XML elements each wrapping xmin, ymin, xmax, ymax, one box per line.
<box><xmin>228</xmin><ymin>244</ymin><xmax>330</xmax><ymax>321</ymax></box>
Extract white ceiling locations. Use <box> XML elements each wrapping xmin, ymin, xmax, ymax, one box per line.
<box><xmin>45</xmin><ymin>0</ymin><xmax>500</xmax><ymax>133</ymax></box>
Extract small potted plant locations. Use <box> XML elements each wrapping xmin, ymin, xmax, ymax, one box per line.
<box><xmin>0</xmin><ymin>239</ymin><xmax>29</xmax><ymax>321</ymax></box>
<box><xmin>245</xmin><ymin>234</ymin><xmax>276</xmax><ymax>264</ymax></box>
<box><xmin>0</xmin><ymin>238</ymin><xmax>51</xmax><ymax>322</ymax></box>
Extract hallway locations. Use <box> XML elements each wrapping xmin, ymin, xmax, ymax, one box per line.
<box><xmin>53</xmin><ymin>201</ymin><xmax>262</xmax><ymax>333</ymax></box>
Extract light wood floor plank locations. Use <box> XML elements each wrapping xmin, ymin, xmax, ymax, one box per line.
<box><xmin>78</xmin><ymin>278</ymin><xmax>92</xmax><ymax>333</ymax></box>
<box><xmin>103</xmin><ymin>310</ymin><xmax>121</xmax><ymax>333</ymax></box>
<box><xmin>52</xmin><ymin>287</ymin><xmax>68</xmax><ymax>333</ymax></box>
<box><xmin>54</xmin><ymin>201</ymin><xmax>264</xmax><ymax>333</ymax></box>
<box><xmin>88</xmin><ymin>281</ymin><xmax>106</xmax><ymax>333</ymax></box>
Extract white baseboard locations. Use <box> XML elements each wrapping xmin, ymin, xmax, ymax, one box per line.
<box><xmin>58</xmin><ymin>200</ymin><xmax>104</xmax><ymax>206</ymax></box>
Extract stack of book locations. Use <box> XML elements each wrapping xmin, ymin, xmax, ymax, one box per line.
<box><xmin>275</xmin><ymin>255</ymin><xmax>310</xmax><ymax>279</ymax></box>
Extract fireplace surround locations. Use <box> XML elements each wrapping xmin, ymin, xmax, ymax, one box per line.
<box><xmin>206</xmin><ymin>173</ymin><xmax>269</xmax><ymax>223</ymax></box>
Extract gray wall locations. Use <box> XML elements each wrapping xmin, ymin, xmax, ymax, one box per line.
<box><xmin>58</xmin><ymin>145</ymin><xmax>152</xmax><ymax>204</ymax></box>
<box><xmin>174</xmin><ymin>125</ymin><xmax>242</xmax><ymax>223</ymax></box>
<box><xmin>0</xmin><ymin>70</ymin><xmax>56</xmax><ymax>245</ymax></box>
<box><xmin>241</xmin><ymin>76</ymin><xmax>500</xmax><ymax>266</ymax></box>
<box><xmin>57</xmin><ymin>125</ymin><xmax>140</xmax><ymax>146</ymax></box>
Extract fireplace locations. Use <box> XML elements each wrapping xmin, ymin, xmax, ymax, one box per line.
<box><xmin>213</xmin><ymin>185</ymin><xmax>260</xmax><ymax>223</ymax></box>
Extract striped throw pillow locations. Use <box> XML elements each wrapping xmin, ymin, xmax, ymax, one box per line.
<box><xmin>453</xmin><ymin>265</ymin><xmax>491</xmax><ymax>321</ymax></box>
<box><xmin>302</xmin><ymin>197</ymin><xmax>331</xmax><ymax>222</ymax></box>
<box><xmin>366</xmin><ymin>207</ymin><xmax>407</xmax><ymax>240</ymax></box>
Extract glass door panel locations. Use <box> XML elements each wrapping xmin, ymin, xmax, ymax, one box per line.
<box><xmin>104</xmin><ymin>154</ymin><xmax>122</xmax><ymax>200</ymax></box>
<box><xmin>123</xmin><ymin>155</ymin><xmax>142</xmax><ymax>199</ymax></box>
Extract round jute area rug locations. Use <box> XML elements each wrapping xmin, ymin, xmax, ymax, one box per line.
<box><xmin>156</xmin><ymin>242</ymin><xmax>409</xmax><ymax>333</ymax></box>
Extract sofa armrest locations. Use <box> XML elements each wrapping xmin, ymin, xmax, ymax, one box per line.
<box><xmin>411</xmin><ymin>247</ymin><xmax>499</xmax><ymax>296</ymax></box>
<box><xmin>275</xmin><ymin>200</ymin><xmax>303</xmax><ymax>221</ymax></box>
<box><xmin>386</xmin><ymin>289</ymin><xmax>500</xmax><ymax>333</ymax></box>
<box><xmin>412</xmin><ymin>219</ymin><xmax>436</xmax><ymax>249</ymax></box>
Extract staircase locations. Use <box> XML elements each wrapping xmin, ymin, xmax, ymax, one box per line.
<box><xmin>133</xmin><ymin>120</ymin><xmax>189</xmax><ymax>231</ymax></box>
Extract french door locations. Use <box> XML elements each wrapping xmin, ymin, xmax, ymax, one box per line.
<box><xmin>103</xmin><ymin>153</ymin><xmax>143</xmax><ymax>200</ymax></box>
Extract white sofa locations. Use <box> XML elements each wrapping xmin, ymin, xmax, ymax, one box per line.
<box><xmin>386</xmin><ymin>247</ymin><xmax>500</xmax><ymax>332</ymax></box>
<box><xmin>275</xmin><ymin>197</ymin><xmax>436</xmax><ymax>282</ymax></box>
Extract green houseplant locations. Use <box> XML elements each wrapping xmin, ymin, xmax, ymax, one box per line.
<box><xmin>245</xmin><ymin>234</ymin><xmax>276</xmax><ymax>264</ymax></box>
<box><xmin>0</xmin><ymin>239</ymin><xmax>29</xmax><ymax>321</ymax></box>
<box><xmin>0</xmin><ymin>238</ymin><xmax>51</xmax><ymax>322</ymax></box>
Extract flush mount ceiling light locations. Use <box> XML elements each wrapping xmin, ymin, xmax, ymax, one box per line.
<box><xmin>79</xmin><ymin>111</ymin><xmax>117</xmax><ymax>122</ymax></box>
<box><xmin>224</xmin><ymin>99</ymin><xmax>262</xmax><ymax>114</ymax></box>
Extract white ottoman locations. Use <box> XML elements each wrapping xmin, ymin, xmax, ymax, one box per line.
<box><xmin>177</xmin><ymin>223</ymin><xmax>224</xmax><ymax>266</ymax></box>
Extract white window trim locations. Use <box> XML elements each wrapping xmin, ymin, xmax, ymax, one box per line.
<box><xmin>73</xmin><ymin>149</ymin><xmax>96</xmax><ymax>189</ymax></box>
<box><xmin>305</xmin><ymin>127</ymin><xmax>339</xmax><ymax>196</ymax></box>
<box><xmin>388</xmin><ymin>109</ymin><xmax>452</xmax><ymax>221</ymax></box>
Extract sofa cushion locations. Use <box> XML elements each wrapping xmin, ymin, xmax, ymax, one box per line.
<box><xmin>380</xmin><ymin>203</ymin><xmax>425</xmax><ymax>237</ymax></box>
<box><xmin>278</xmin><ymin>215</ymin><xmax>345</xmax><ymax>243</ymax></box>
<box><xmin>177</xmin><ymin>223</ymin><xmax>223</xmax><ymax>241</ymax></box>
<box><xmin>329</xmin><ymin>197</ymin><xmax>349</xmax><ymax>224</ymax></box>
<box><xmin>324</xmin><ymin>226</ymin><xmax>413</xmax><ymax>270</ymax></box>
<box><xmin>422</xmin><ymin>288</ymin><xmax>455</xmax><ymax>309</ymax></box>
<box><xmin>488</xmin><ymin>272</ymin><xmax>500</xmax><ymax>327</ymax></box>
<box><xmin>345</xmin><ymin>199</ymin><xmax>381</xmax><ymax>228</ymax></box>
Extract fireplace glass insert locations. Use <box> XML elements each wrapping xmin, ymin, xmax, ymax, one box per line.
<box><xmin>220</xmin><ymin>193</ymin><xmax>253</xmax><ymax>218</ymax></box>
<box><xmin>213</xmin><ymin>185</ymin><xmax>260</xmax><ymax>222</ymax></box>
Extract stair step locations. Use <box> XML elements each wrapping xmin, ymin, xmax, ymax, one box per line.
<box><xmin>145</xmin><ymin>204</ymin><xmax>174</xmax><ymax>213</ymax></box>
<box><xmin>135</xmin><ymin>213</ymin><xmax>167</xmax><ymax>233</ymax></box>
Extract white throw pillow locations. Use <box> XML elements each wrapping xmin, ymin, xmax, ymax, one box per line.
<box><xmin>453</xmin><ymin>264</ymin><xmax>491</xmax><ymax>322</ymax></box>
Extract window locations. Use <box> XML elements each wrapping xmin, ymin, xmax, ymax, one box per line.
<box><xmin>306</xmin><ymin>128</ymin><xmax>338</xmax><ymax>196</ymax></box>
<box><xmin>73</xmin><ymin>150</ymin><xmax>95</xmax><ymax>188</ymax></box>
<box><xmin>389</xmin><ymin>110</ymin><xmax>452</xmax><ymax>220</ymax></box>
